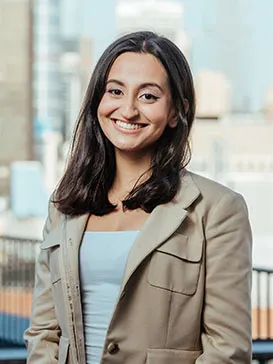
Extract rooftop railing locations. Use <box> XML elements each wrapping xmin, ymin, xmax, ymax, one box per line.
<box><xmin>0</xmin><ymin>236</ymin><xmax>39</xmax><ymax>346</ymax></box>
<box><xmin>252</xmin><ymin>267</ymin><xmax>273</xmax><ymax>362</ymax></box>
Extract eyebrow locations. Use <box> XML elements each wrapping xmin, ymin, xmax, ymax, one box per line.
<box><xmin>106</xmin><ymin>79</ymin><xmax>164</xmax><ymax>93</ymax></box>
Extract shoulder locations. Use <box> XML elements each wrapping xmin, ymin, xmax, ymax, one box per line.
<box><xmin>184</xmin><ymin>172</ymin><xmax>251</xmax><ymax>247</ymax></box>
<box><xmin>185</xmin><ymin>170</ymin><xmax>247</xmax><ymax>211</ymax></box>
<box><xmin>44</xmin><ymin>193</ymin><xmax>63</xmax><ymax>235</ymax></box>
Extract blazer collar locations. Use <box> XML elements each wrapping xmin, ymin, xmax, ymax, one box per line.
<box><xmin>65</xmin><ymin>170</ymin><xmax>200</xmax><ymax>287</ymax></box>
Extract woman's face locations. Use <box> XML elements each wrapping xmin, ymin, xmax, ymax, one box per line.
<box><xmin>97</xmin><ymin>52</ymin><xmax>177</xmax><ymax>157</ymax></box>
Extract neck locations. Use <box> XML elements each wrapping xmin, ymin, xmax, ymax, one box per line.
<box><xmin>112</xmin><ymin>150</ymin><xmax>152</xmax><ymax>199</ymax></box>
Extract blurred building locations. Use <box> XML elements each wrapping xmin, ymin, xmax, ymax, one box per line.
<box><xmin>264</xmin><ymin>87</ymin><xmax>273</xmax><ymax>119</ymax></box>
<box><xmin>32</xmin><ymin>0</ymin><xmax>66</xmax><ymax>200</ymax></box>
<box><xmin>60</xmin><ymin>37</ymin><xmax>92</xmax><ymax>142</ymax></box>
<box><xmin>195</xmin><ymin>70</ymin><xmax>231</xmax><ymax>118</ymax></box>
<box><xmin>61</xmin><ymin>0</ymin><xmax>116</xmax><ymax>63</ymax></box>
<box><xmin>190</xmin><ymin>115</ymin><xmax>273</xmax><ymax>181</ymax></box>
<box><xmin>116</xmin><ymin>0</ymin><xmax>189</xmax><ymax>56</ymax></box>
<box><xmin>180</xmin><ymin>0</ymin><xmax>273</xmax><ymax>114</ymax></box>
<box><xmin>0</xmin><ymin>0</ymin><xmax>33</xmax><ymax>196</ymax></box>
<box><xmin>33</xmin><ymin>0</ymin><xmax>62</xmax><ymax>138</ymax></box>
<box><xmin>79</xmin><ymin>37</ymin><xmax>93</xmax><ymax>92</ymax></box>
<box><xmin>189</xmin><ymin>115</ymin><xmax>273</xmax><ymax>267</ymax></box>
<box><xmin>60</xmin><ymin>0</ymin><xmax>81</xmax><ymax>40</ymax></box>
<box><xmin>60</xmin><ymin>53</ymin><xmax>82</xmax><ymax>141</ymax></box>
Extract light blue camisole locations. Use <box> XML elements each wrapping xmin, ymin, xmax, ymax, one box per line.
<box><xmin>79</xmin><ymin>231</ymin><xmax>138</xmax><ymax>364</ymax></box>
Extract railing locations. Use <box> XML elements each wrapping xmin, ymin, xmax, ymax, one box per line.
<box><xmin>1</xmin><ymin>236</ymin><xmax>273</xmax><ymax>362</ymax></box>
<box><xmin>0</xmin><ymin>236</ymin><xmax>39</xmax><ymax>347</ymax></box>
<box><xmin>252</xmin><ymin>267</ymin><xmax>273</xmax><ymax>363</ymax></box>
<box><xmin>252</xmin><ymin>268</ymin><xmax>273</xmax><ymax>340</ymax></box>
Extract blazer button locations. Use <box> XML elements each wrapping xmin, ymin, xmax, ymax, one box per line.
<box><xmin>107</xmin><ymin>342</ymin><xmax>119</xmax><ymax>354</ymax></box>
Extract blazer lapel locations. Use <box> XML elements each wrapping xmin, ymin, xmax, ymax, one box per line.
<box><xmin>63</xmin><ymin>213</ymin><xmax>89</xmax><ymax>364</ymax></box>
<box><xmin>64</xmin><ymin>213</ymin><xmax>89</xmax><ymax>275</ymax></box>
<box><xmin>120</xmin><ymin>171</ymin><xmax>201</xmax><ymax>293</ymax></box>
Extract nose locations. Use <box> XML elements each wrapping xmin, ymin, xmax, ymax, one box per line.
<box><xmin>120</xmin><ymin>96</ymin><xmax>139</xmax><ymax>120</ymax></box>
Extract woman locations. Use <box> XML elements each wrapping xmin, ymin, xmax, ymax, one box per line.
<box><xmin>24</xmin><ymin>31</ymin><xmax>252</xmax><ymax>364</ymax></box>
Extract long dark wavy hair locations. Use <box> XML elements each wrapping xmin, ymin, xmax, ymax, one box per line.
<box><xmin>54</xmin><ymin>31</ymin><xmax>196</xmax><ymax>216</ymax></box>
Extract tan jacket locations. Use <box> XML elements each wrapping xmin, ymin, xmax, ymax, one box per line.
<box><xmin>24</xmin><ymin>171</ymin><xmax>252</xmax><ymax>364</ymax></box>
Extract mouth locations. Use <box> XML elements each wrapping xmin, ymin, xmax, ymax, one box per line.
<box><xmin>112</xmin><ymin>119</ymin><xmax>148</xmax><ymax>131</ymax></box>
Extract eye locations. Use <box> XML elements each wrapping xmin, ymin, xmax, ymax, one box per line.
<box><xmin>107</xmin><ymin>88</ymin><xmax>123</xmax><ymax>96</ymax></box>
<box><xmin>140</xmin><ymin>93</ymin><xmax>159</xmax><ymax>102</ymax></box>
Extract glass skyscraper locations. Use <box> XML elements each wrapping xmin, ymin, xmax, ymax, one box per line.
<box><xmin>33</xmin><ymin>0</ymin><xmax>62</xmax><ymax>134</ymax></box>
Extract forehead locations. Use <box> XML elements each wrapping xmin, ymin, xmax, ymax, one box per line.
<box><xmin>107</xmin><ymin>52</ymin><xmax>169</xmax><ymax>86</ymax></box>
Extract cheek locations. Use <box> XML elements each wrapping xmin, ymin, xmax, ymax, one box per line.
<box><xmin>145</xmin><ymin>106</ymin><xmax>170</xmax><ymax>128</ymax></box>
<box><xmin>98</xmin><ymin>95</ymin><xmax>118</xmax><ymax>119</ymax></box>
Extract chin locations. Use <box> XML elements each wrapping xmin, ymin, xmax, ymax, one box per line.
<box><xmin>113</xmin><ymin>142</ymin><xmax>142</xmax><ymax>151</ymax></box>
<box><xmin>115</xmin><ymin>146</ymin><xmax>139</xmax><ymax>153</ymax></box>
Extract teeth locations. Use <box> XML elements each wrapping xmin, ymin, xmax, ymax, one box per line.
<box><xmin>115</xmin><ymin>120</ymin><xmax>143</xmax><ymax>130</ymax></box>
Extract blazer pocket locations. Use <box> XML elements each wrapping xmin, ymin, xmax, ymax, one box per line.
<box><xmin>58</xmin><ymin>336</ymin><xmax>70</xmax><ymax>364</ymax></box>
<box><xmin>148</xmin><ymin>234</ymin><xmax>203</xmax><ymax>296</ymax></box>
<box><xmin>146</xmin><ymin>348</ymin><xmax>202</xmax><ymax>364</ymax></box>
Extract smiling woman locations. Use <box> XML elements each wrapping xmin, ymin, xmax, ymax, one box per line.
<box><xmin>50</xmin><ymin>31</ymin><xmax>195</xmax><ymax>217</ymax></box>
<box><xmin>24</xmin><ymin>31</ymin><xmax>252</xmax><ymax>364</ymax></box>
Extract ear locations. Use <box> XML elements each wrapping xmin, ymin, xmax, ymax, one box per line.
<box><xmin>184</xmin><ymin>99</ymin><xmax>189</xmax><ymax>115</ymax></box>
<box><xmin>168</xmin><ymin>119</ymin><xmax>178</xmax><ymax>128</ymax></box>
<box><xmin>168</xmin><ymin>108</ymin><xmax>178</xmax><ymax>128</ymax></box>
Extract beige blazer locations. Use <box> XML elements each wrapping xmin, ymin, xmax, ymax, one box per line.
<box><xmin>24</xmin><ymin>171</ymin><xmax>252</xmax><ymax>364</ymax></box>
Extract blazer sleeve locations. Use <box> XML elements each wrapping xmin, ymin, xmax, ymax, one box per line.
<box><xmin>196</xmin><ymin>192</ymin><xmax>252</xmax><ymax>364</ymax></box>
<box><xmin>24</xmin><ymin>197</ymin><xmax>61</xmax><ymax>363</ymax></box>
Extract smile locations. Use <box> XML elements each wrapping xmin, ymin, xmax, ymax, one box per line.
<box><xmin>112</xmin><ymin>119</ymin><xmax>147</xmax><ymax>130</ymax></box>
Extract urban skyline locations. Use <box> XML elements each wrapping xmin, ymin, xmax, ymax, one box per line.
<box><xmin>0</xmin><ymin>0</ymin><xmax>272</xmax><ymax>247</ymax></box>
<box><xmin>61</xmin><ymin>0</ymin><xmax>273</xmax><ymax>114</ymax></box>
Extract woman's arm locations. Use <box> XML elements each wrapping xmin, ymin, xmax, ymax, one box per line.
<box><xmin>196</xmin><ymin>192</ymin><xmax>252</xmax><ymax>363</ymax></box>
<box><xmin>24</xmin><ymin>198</ymin><xmax>61</xmax><ymax>363</ymax></box>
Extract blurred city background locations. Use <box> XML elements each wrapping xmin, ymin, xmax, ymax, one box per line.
<box><xmin>0</xmin><ymin>0</ymin><xmax>273</xmax><ymax>362</ymax></box>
